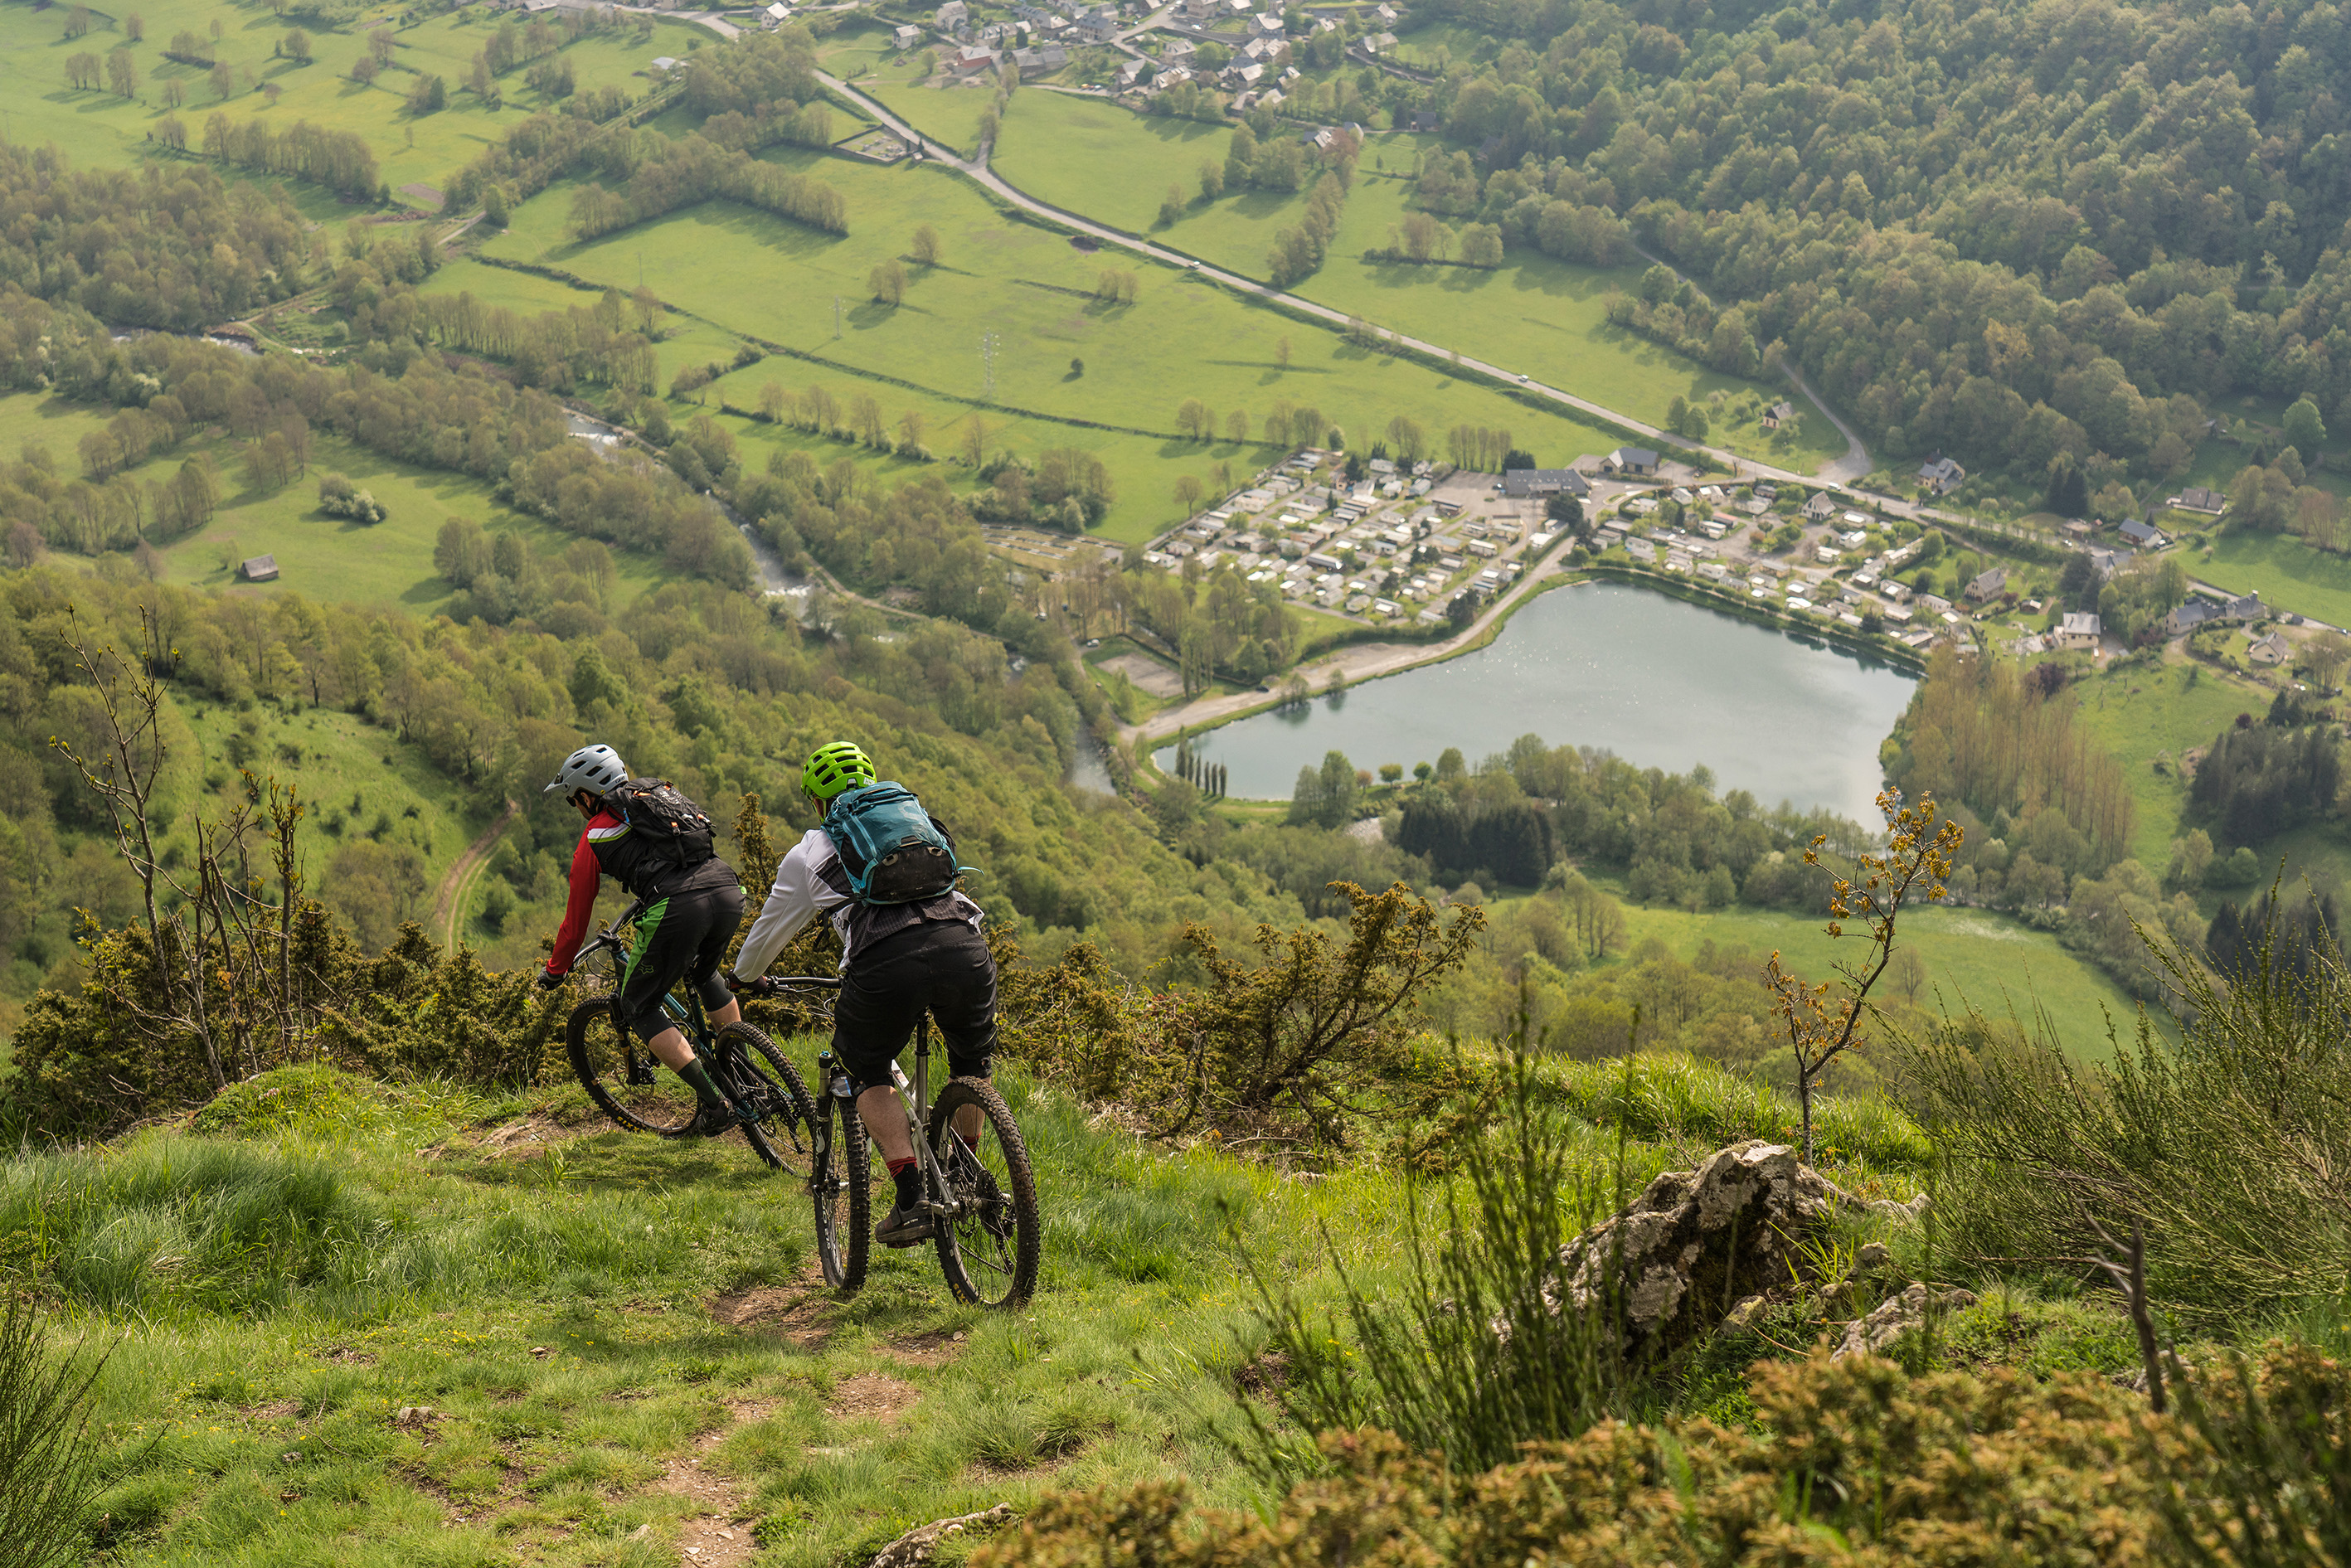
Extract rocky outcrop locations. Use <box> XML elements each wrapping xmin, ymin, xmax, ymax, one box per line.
<box><xmin>1834</xmin><ymin>1283</ymin><xmax>1979</xmax><ymax>1359</ymax></box>
<box><xmin>869</xmin><ymin>1504</ymin><xmax>1015</xmax><ymax>1568</ymax></box>
<box><xmin>1557</xmin><ymin>1141</ymin><xmax>1854</xmax><ymax>1358</ymax></box>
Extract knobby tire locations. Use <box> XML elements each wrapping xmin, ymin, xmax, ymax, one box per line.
<box><xmin>566</xmin><ymin>998</ymin><xmax>697</xmax><ymax>1135</ymax></box>
<box><xmin>814</xmin><ymin>1088</ymin><xmax>872</xmax><ymax>1293</ymax></box>
<box><xmin>927</xmin><ymin>1077</ymin><xmax>1040</xmax><ymax>1308</ymax></box>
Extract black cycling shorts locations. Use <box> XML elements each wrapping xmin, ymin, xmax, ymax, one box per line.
<box><xmin>834</xmin><ymin>920</ymin><xmax>996</xmax><ymax>1093</ymax></box>
<box><xmin>620</xmin><ymin>881</ymin><xmax>746</xmax><ymax>1044</ymax></box>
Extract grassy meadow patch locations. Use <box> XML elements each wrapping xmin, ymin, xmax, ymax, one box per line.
<box><xmin>12</xmin><ymin>1064</ymin><xmax>1426</xmax><ymax>1566</ymax></box>
<box><xmin>2071</xmin><ymin>658</ymin><xmax>2269</xmax><ymax>868</ymax></box>
<box><xmin>1588</xmin><ymin>895</ymin><xmax>2143</xmax><ymax>1061</ymax></box>
<box><xmin>2193</xmin><ymin>525</ymin><xmax>2351</xmax><ymax>632</ymax></box>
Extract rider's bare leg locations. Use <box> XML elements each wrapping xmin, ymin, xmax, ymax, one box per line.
<box><xmin>644</xmin><ymin>999</ymin><xmax>740</xmax><ymax>1071</ymax></box>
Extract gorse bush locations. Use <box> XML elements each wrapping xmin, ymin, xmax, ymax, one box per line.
<box><xmin>980</xmin><ymin>1353</ymin><xmax>2184</xmax><ymax>1568</ymax></box>
<box><xmin>0</xmin><ymin>1296</ymin><xmax>103</xmax><ymax>1568</ymax></box>
<box><xmin>2163</xmin><ymin>1339</ymin><xmax>2351</xmax><ymax>1568</ymax></box>
<box><xmin>1000</xmin><ymin>882</ymin><xmax>1483</xmax><ymax>1151</ymax></box>
<box><xmin>1907</xmin><ymin>901</ymin><xmax>2351</xmax><ymax>1324</ymax></box>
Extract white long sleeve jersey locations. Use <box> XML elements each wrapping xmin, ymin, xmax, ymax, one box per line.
<box><xmin>734</xmin><ymin>827</ymin><xmax>984</xmax><ymax>976</ymax></box>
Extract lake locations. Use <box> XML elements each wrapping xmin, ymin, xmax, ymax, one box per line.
<box><xmin>1159</xmin><ymin>582</ymin><xmax>1918</xmax><ymax>823</ymax></box>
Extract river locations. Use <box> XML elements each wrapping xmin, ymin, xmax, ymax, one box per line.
<box><xmin>1158</xmin><ymin>582</ymin><xmax>1917</xmax><ymax>823</ymax></box>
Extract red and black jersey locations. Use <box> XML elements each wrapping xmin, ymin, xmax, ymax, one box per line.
<box><xmin>545</xmin><ymin>806</ymin><xmax>735</xmax><ymax>975</ymax></box>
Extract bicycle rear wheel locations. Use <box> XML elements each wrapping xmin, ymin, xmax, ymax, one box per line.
<box><xmin>718</xmin><ymin>1023</ymin><xmax>818</xmax><ymax>1174</ymax></box>
<box><xmin>566</xmin><ymin>1000</ymin><xmax>697</xmax><ymax>1135</ymax></box>
<box><xmin>927</xmin><ymin>1078</ymin><xmax>1040</xmax><ymax>1308</ymax></box>
<box><xmin>812</xmin><ymin>1087</ymin><xmax>873</xmax><ymax>1292</ymax></box>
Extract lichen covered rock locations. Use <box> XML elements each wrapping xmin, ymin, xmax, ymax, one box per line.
<box><xmin>1557</xmin><ymin>1140</ymin><xmax>1852</xmax><ymax>1357</ymax></box>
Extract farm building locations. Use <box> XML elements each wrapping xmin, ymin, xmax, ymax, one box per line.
<box><xmin>239</xmin><ymin>555</ymin><xmax>279</xmax><ymax>583</ymax></box>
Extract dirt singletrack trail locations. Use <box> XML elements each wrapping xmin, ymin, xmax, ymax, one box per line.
<box><xmin>432</xmin><ymin>799</ymin><xmax>521</xmax><ymax>951</ymax></box>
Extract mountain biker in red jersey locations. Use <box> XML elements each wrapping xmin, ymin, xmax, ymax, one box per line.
<box><xmin>537</xmin><ymin>744</ymin><xmax>748</xmax><ymax>1138</ymax></box>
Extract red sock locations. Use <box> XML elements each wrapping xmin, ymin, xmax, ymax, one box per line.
<box><xmin>887</xmin><ymin>1157</ymin><xmax>920</xmax><ymax>1209</ymax></box>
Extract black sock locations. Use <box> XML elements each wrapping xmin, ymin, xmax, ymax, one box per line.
<box><xmin>888</xmin><ymin>1158</ymin><xmax>922</xmax><ymax>1211</ymax></box>
<box><xmin>678</xmin><ymin>1060</ymin><xmax>726</xmax><ymax>1108</ymax></box>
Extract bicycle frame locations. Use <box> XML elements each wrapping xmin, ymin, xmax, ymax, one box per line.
<box><xmin>577</xmin><ymin>899</ymin><xmax>725</xmax><ymax>1080</ymax></box>
<box><xmin>878</xmin><ymin>1019</ymin><xmax>974</xmax><ymax>1230</ymax></box>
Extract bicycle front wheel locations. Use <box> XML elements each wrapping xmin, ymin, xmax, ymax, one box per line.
<box><xmin>718</xmin><ymin>1023</ymin><xmax>818</xmax><ymax>1174</ymax></box>
<box><xmin>566</xmin><ymin>1000</ymin><xmax>697</xmax><ymax>1135</ymax></box>
<box><xmin>928</xmin><ymin>1078</ymin><xmax>1040</xmax><ymax>1308</ymax></box>
<box><xmin>812</xmin><ymin>1088</ymin><xmax>872</xmax><ymax>1293</ymax></box>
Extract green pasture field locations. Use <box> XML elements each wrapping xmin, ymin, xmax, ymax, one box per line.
<box><xmin>863</xmin><ymin>75</ymin><xmax>1002</xmax><ymax>158</ymax></box>
<box><xmin>812</xmin><ymin>17</ymin><xmax>902</xmax><ymax>78</ymax></box>
<box><xmin>421</xmin><ymin>260</ymin><xmax>1241</xmax><ymax>550</ymax></box>
<box><xmin>479</xmin><ymin>157</ymin><xmax>1624</xmax><ymax>541</ymax></box>
<box><xmin>1600</xmin><ymin>896</ymin><xmax>2142</xmax><ymax>1062</ymax></box>
<box><xmin>704</xmin><ymin>365</ymin><xmax>1221</xmax><ymax>547</ymax></box>
<box><xmin>2193</xmin><ymin>527</ymin><xmax>2351</xmax><ymax>629</ymax></box>
<box><xmin>989</xmin><ymin>96</ymin><xmax>1839</xmax><ymax>468</ymax></box>
<box><xmin>0</xmin><ymin>385</ymin><xmax>120</xmax><ymax>464</ymax></box>
<box><xmin>0</xmin><ymin>390</ymin><xmax>664</xmax><ymax>613</ymax></box>
<box><xmin>1312</xmin><ymin>172</ymin><xmax>1847</xmax><ymax>469</ymax></box>
<box><xmin>0</xmin><ymin>0</ymin><xmax>701</xmax><ymax>198</ymax></box>
<box><xmin>1382</xmin><ymin>21</ymin><xmax>1503</xmax><ymax>68</ymax></box>
<box><xmin>2070</xmin><ymin>658</ymin><xmax>2261</xmax><ymax>869</ymax></box>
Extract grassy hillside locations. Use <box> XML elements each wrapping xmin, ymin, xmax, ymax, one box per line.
<box><xmin>2071</xmin><ymin>658</ymin><xmax>2271</xmax><ymax>870</ymax></box>
<box><xmin>15</xmin><ymin>1052</ymin><xmax>1967</xmax><ymax>1567</ymax></box>
<box><xmin>2193</xmin><ymin>527</ymin><xmax>2351</xmax><ymax>632</ymax></box>
<box><xmin>1545</xmin><ymin>891</ymin><xmax>2145</xmax><ymax>1061</ymax></box>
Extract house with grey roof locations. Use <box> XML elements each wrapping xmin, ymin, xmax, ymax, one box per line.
<box><xmin>1502</xmin><ymin>468</ymin><xmax>1592</xmax><ymax>499</ymax></box>
<box><xmin>1917</xmin><ymin>454</ymin><xmax>1966</xmax><ymax>493</ymax></box>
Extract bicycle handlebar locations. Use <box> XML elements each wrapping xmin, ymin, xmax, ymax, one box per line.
<box><xmin>730</xmin><ymin>973</ymin><xmax>843</xmax><ymax>998</ymax></box>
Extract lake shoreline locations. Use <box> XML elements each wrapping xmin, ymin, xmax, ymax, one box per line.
<box><xmin>1152</xmin><ymin>579</ymin><xmax>1920</xmax><ymax>822</ymax></box>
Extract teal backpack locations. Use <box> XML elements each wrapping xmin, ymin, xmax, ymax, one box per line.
<box><xmin>822</xmin><ymin>782</ymin><xmax>967</xmax><ymax>905</ymax></box>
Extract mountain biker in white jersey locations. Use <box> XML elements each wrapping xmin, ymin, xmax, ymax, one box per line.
<box><xmin>731</xmin><ymin>741</ymin><xmax>995</xmax><ymax>1247</ymax></box>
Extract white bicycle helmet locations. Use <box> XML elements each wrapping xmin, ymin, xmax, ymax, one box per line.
<box><xmin>546</xmin><ymin>743</ymin><xmax>629</xmax><ymax>798</ymax></box>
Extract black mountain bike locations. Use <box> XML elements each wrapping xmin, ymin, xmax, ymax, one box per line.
<box><xmin>561</xmin><ymin>900</ymin><xmax>819</xmax><ymax>1172</ymax></box>
<box><xmin>741</xmin><ymin>978</ymin><xmax>1040</xmax><ymax>1308</ymax></box>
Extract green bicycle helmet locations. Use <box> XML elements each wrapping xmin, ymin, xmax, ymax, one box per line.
<box><xmin>801</xmin><ymin>740</ymin><xmax>877</xmax><ymax>803</ymax></box>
